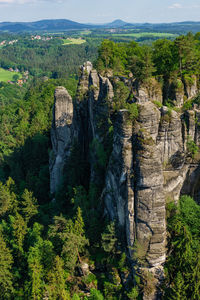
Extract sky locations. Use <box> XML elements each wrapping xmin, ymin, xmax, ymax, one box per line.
<box><xmin>0</xmin><ymin>0</ymin><xmax>200</xmax><ymax>23</ymax></box>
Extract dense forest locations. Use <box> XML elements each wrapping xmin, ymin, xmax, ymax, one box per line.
<box><xmin>0</xmin><ymin>35</ymin><xmax>98</xmax><ymax>78</ymax></box>
<box><xmin>0</xmin><ymin>31</ymin><xmax>200</xmax><ymax>300</ymax></box>
<box><xmin>96</xmin><ymin>32</ymin><xmax>200</xmax><ymax>79</ymax></box>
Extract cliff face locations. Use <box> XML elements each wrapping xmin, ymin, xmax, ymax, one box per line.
<box><xmin>49</xmin><ymin>86</ymin><xmax>75</xmax><ymax>194</ymax></box>
<box><xmin>49</xmin><ymin>62</ymin><xmax>200</xmax><ymax>298</ymax></box>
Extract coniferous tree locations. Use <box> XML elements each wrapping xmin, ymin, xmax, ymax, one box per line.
<box><xmin>46</xmin><ymin>255</ymin><xmax>70</xmax><ymax>300</ymax></box>
<box><xmin>0</xmin><ymin>231</ymin><xmax>14</xmax><ymax>299</ymax></box>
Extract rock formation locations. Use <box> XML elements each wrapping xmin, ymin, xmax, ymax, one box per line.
<box><xmin>49</xmin><ymin>62</ymin><xmax>200</xmax><ymax>299</ymax></box>
<box><xmin>49</xmin><ymin>86</ymin><xmax>75</xmax><ymax>194</ymax></box>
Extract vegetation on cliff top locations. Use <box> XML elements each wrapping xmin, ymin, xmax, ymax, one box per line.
<box><xmin>96</xmin><ymin>32</ymin><xmax>200</xmax><ymax>81</ymax></box>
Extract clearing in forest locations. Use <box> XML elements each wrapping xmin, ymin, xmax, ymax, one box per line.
<box><xmin>62</xmin><ymin>38</ymin><xmax>86</xmax><ymax>45</ymax></box>
<box><xmin>0</xmin><ymin>68</ymin><xmax>22</xmax><ymax>82</ymax></box>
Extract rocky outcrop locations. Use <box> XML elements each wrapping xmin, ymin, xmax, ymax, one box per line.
<box><xmin>49</xmin><ymin>86</ymin><xmax>75</xmax><ymax>194</ymax></box>
<box><xmin>77</xmin><ymin>62</ymin><xmax>114</xmax><ymax>186</ymax></box>
<box><xmin>49</xmin><ymin>62</ymin><xmax>200</xmax><ymax>299</ymax></box>
<box><xmin>103</xmin><ymin>110</ymin><xmax>134</xmax><ymax>246</ymax></box>
<box><xmin>132</xmin><ymin>78</ymin><xmax>163</xmax><ymax>104</ymax></box>
<box><xmin>184</xmin><ymin>75</ymin><xmax>198</xmax><ymax>99</ymax></box>
<box><xmin>167</xmin><ymin>78</ymin><xmax>185</xmax><ymax>107</ymax></box>
<box><xmin>157</xmin><ymin>107</ymin><xmax>183</xmax><ymax>164</ymax></box>
<box><xmin>163</xmin><ymin>75</ymin><xmax>199</xmax><ymax>107</ymax></box>
<box><xmin>104</xmin><ymin>102</ymin><xmax>166</xmax><ymax>269</ymax></box>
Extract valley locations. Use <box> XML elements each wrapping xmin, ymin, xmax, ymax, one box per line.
<box><xmin>0</xmin><ymin>18</ymin><xmax>200</xmax><ymax>300</ymax></box>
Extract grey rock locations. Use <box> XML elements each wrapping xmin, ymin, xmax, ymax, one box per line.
<box><xmin>49</xmin><ymin>63</ymin><xmax>200</xmax><ymax>299</ymax></box>
<box><xmin>185</xmin><ymin>75</ymin><xmax>198</xmax><ymax>99</ymax></box>
<box><xmin>50</xmin><ymin>86</ymin><xmax>74</xmax><ymax>194</ymax></box>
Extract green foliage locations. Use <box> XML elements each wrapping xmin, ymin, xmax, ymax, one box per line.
<box><xmin>27</xmin><ymin>247</ymin><xmax>44</xmax><ymax>300</ymax></box>
<box><xmin>179</xmin><ymin>195</ymin><xmax>200</xmax><ymax>236</ymax></box>
<box><xmin>164</xmin><ymin>196</ymin><xmax>200</xmax><ymax>299</ymax></box>
<box><xmin>72</xmin><ymin>294</ymin><xmax>81</xmax><ymax>300</ymax></box>
<box><xmin>0</xmin><ymin>78</ymin><xmax>77</xmax><ymax>204</ymax></box>
<box><xmin>0</xmin><ymin>179</ymin><xmax>13</xmax><ymax>216</ymax></box>
<box><xmin>0</xmin><ymin>36</ymin><xmax>97</xmax><ymax>78</ymax></box>
<box><xmin>125</xmin><ymin>103</ymin><xmax>139</xmax><ymax>121</ymax></box>
<box><xmin>82</xmin><ymin>273</ymin><xmax>97</xmax><ymax>287</ymax></box>
<box><xmin>96</xmin><ymin>40</ymin><xmax>126</xmax><ymax>74</ymax></box>
<box><xmin>96</xmin><ymin>40</ymin><xmax>155</xmax><ymax>81</ymax></box>
<box><xmin>103</xmin><ymin>281</ymin><xmax>122</xmax><ymax>300</ymax></box>
<box><xmin>88</xmin><ymin>288</ymin><xmax>104</xmax><ymax>300</ymax></box>
<box><xmin>12</xmin><ymin>74</ymin><xmax>20</xmax><ymax>82</ymax></box>
<box><xmin>117</xmin><ymin>252</ymin><xmax>127</xmax><ymax>272</ymax></box>
<box><xmin>0</xmin><ymin>230</ymin><xmax>14</xmax><ymax>299</ymax></box>
<box><xmin>152</xmin><ymin>100</ymin><xmax>162</xmax><ymax>108</ymax></box>
<box><xmin>46</xmin><ymin>256</ymin><xmax>70</xmax><ymax>300</ymax></box>
<box><xmin>1</xmin><ymin>32</ymin><xmax>200</xmax><ymax>300</ymax></box>
<box><xmin>186</xmin><ymin>136</ymin><xmax>199</xmax><ymax>158</ymax></box>
<box><xmin>153</xmin><ymin>39</ymin><xmax>176</xmax><ymax>76</ymax></box>
<box><xmin>113</xmin><ymin>81</ymin><xmax>130</xmax><ymax>111</ymax></box>
<box><xmin>49</xmin><ymin>208</ymin><xmax>89</xmax><ymax>272</ymax></box>
<box><xmin>112</xmin><ymin>80</ymin><xmax>138</xmax><ymax>122</ymax></box>
<box><xmin>101</xmin><ymin>222</ymin><xmax>117</xmax><ymax>253</ymax></box>
<box><xmin>182</xmin><ymin>99</ymin><xmax>193</xmax><ymax>111</ymax></box>
<box><xmin>20</xmin><ymin>189</ymin><xmax>38</xmax><ymax>223</ymax></box>
<box><xmin>126</xmin><ymin>287</ymin><xmax>139</xmax><ymax>300</ymax></box>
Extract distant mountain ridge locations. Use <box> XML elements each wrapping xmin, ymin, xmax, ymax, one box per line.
<box><xmin>0</xmin><ymin>18</ymin><xmax>200</xmax><ymax>32</ymax></box>
<box><xmin>0</xmin><ymin>19</ymin><xmax>91</xmax><ymax>32</ymax></box>
<box><xmin>105</xmin><ymin>19</ymin><xmax>131</xmax><ymax>27</ymax></box>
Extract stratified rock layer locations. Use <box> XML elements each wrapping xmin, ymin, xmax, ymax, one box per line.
<box><xmin>104</xmin><ymin>102</ymin><xmax>166</xmax><ymax>268</ymax></box>
<box><xmin>49</xmin><ymin>62</ymin><xmax>200</xmax><ymax>299</ymax></box>
<box><xmin>50</xmin><ymin>86</ymin><xmax>74</xmax><ymax>194</ymax></box>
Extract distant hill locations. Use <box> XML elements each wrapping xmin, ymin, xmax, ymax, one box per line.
<box><xmin>0</xmin><ymin>19</ymin><xmax>200</xmax><ymax>33</ymax></box>
<box><xmin>125</xmin><ymin>21</ymin><xmax>200</xmax><ymax>33</ymax></box>
<box><xmin>0</xmin><ymin>19</ymin><xmax>91</xmax><ymax>32</ymax></box>
<box><xmin>105</xmin><ymin>19</ymin><xmax>130</xmax><ymax>28</ymax></box>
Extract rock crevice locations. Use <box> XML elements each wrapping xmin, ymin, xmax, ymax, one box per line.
<box><xmin>49</xmin><ymin>62</ymin><xmax>200</xmax><ymax>299</ymax></box>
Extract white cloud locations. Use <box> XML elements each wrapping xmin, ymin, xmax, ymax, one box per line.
<box><xmin>168</xmin><ymin>3</ymin><xmax>200</xmax><ymax>9</ymax></box>
<box><xmin>169</xmin><ymin>3</ymin><xmax>182</xmax><ymax>9</ymax></box>
<box><xmin>0</xmin><ymin>0</ymin><xmax>32</xmax><ymax>3</ymax></box>
<box><xmin>0</xmin><ymin>0</ymin><xmax>64</xmax><ymax>4</ymax></box>
<box><xmin>0</xmin><ymin>0</ymin><xmax>15</xmax><ymax>3</ymax></box>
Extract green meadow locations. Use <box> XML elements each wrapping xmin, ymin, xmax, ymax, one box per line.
<box><xmin>0</xmin><ymin>68</ymin><xmax>22</xmax><ymax>82</ymax></box>
<box><xmin>62</xmin><ymin>38</ymin><xmax>86</xmax><ymax>45</ymax></box>
<box><xmin>111</xmin><ymin>32</ymin><xmax>178</xmax><ymax>38</ymax></box>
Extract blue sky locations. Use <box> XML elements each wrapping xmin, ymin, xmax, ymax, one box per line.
<box><xmin>0</xmin><ymin>0</ymin><xmax>200</xmax><ymax>23</ymax></box>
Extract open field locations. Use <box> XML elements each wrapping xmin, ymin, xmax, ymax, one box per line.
<box><xmin>80</xmin><ymin>30</ymin><xmax>92</xmax><ymax>35</ymax></box>
<box><xmin>62</xmin><ymin>38</ymin><xmax>86</xmax><ymax>45</ymax></box>
<box><xmin>0</xmin><ymin>68</ymin><xmax>21</xmax><ymax>82</ymax></box>
<box><xmin>111</xmin><ymin>32</ymin><xmax>178</xmax><ymax>39</ymax></box>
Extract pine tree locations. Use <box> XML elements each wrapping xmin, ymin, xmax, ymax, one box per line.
<box><xmin>9</xmin><ymin>213</ymin><xmax>27</xmax><ymax>256</ymax></box>
<box><xmin>27</xmin><ymin>246</ymin><xmax>44</xmax><ymax>300</ymax></box>
<box><xmin>101</xmin><ymin>222</ymin><xmax>117</xmax><ymax>253</ymax></box>
<box><xmin>20</xmin><ymin>189</ymin><xmax>38</xmax><ymax>223</ymax></box>
<box><xmin>46</xmin><ymin>256</ymin><xmax>70</xmax><ymax>300</ymax></box>
<box><xmin>170</xmin><ymin>272</ymin><xmax>187</xmax><ymax>300</ymax></box>
<box><xmin>62</xmin><ymin>207</ymin><xmax>89</xmax><ymax>271</ymax></box>
<box><xmin>0</xmin><ymin>231</ymin><xmax>14</xmax><ymax>299</ymax></box>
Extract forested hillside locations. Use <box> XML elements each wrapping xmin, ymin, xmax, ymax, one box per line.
<box><xmin>0</xmin><ymin>32</ymin><xmax>200</xmax><ymax>300</ymax></box>
<box><xmin>0</xmin><ymin>36</ymin><xmax>98</xmax><ymax>78</ymax></box>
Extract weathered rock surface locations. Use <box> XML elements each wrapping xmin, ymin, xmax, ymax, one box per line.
<box><xmin>132</xmin><ymin>78</ymin><xmax>163</xmax><ymax>104</ymax></box>
<box><xmin>184</xmin><ymin>75</ymin><xmax>198</xmax><ymax>99</ymax></box>
<box><xmin>49</xmin><ymin>86</ymin><xmax>75</xmax><ymax>194</ymax></box>
<box><xmin>104</xmin><ymin>102</ymin><xmax>166</xmax><ymax>268</ymax></box>
<box><xmin>76</xmin><ymin>62</ymin><xmax>114</xmax><ymax>186</ymax></box>
<box><xmin>49</xmin><ymin>62</ymin><xmax>200</xmax><ymax>299</ymax></box>
<box><xmin>157</xmin><ymin>107</ymin><xmax>183</xmax><ymax>163</ymax></box>
<box><xmin>103</xmin><ymin>110</ymin><xmax>134</xmax><ymax>246</ymax></box>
